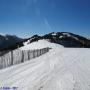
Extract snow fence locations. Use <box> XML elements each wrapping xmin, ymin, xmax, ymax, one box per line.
<box><xmin>0</xmin><ymin>47</ymin><xmax>49</xmax><ymax>69</ymax></box>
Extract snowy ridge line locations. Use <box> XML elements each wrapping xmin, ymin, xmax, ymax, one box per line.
<box><xmin>0</xmin><ymin>47</ymin><xmax>50</xmax><ymax>70</ymax></box>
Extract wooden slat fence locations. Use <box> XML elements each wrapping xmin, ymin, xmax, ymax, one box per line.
<box><xmin>0</xmin><ymin>47</ymin><xmax>49</xmax><ymax>69</ymax></box>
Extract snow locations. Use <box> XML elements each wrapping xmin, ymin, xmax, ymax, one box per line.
<box><xmin>0</xmin><ymin>40</ymin><xmax>90</xmax><ymax>90</ymax></box>
<box><xmin>20</xmin><ymin>40</ymin><xmax>64</xmax><ymax>50</ymax></box>
<box><xmin>51</xmin><ymin>33</ymin><xmax>56</xmax><ymax>36</ymax></box>
<box><xmin>62</xmin><ymin>32</ymin><xmax>79</xmax><ymax>40</ymax></box>
<box><xmin>59</xmin><ymin>35</ymin><xmax>63</xmax><ymax>38</ymax></box>
<box><xmin>23</xmin><ymin>40</ymin><xmax>30</xmax><ymax>45</ymax></box>
<box><xmin>62</xmin><ymin>32</ymin><xmax>71</xmax><ymax>37</ymax></box>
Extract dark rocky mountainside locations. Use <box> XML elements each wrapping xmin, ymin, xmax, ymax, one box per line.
<box><xmin>27</xmin><ymin>32</ymin><xmax>90</xmax><ymax>48</ymax></box>
<box><xmin>0</xmin><ymin>34</ymin><xmax>25</xmax><ymax>51</ymax></box>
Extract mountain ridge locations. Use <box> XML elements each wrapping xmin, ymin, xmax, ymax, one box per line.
<box><xmin>26</xmin><ymin>32</ymin><xmax>90</xmax><ymax>48</ymax></box>
<box><xmin>0</xmin><ymin>32</ymin><xmax>90</xmax><ymax>52</ymax></box>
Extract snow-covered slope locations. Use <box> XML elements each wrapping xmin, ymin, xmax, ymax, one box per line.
<box><xmin>0</xmin><ymin>40</ymin><xmax>90</xmax><ymax>90</ymax></box>
<box><xmin>20</xmin><ymin>40</ymin><xmax>63</xmax><ymax>50</ymax></box>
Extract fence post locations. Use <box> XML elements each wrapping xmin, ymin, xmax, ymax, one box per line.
<box><xmin>0</xmin><ymin>57</ymin><xmax>3</xmax><ymax>69</ymax></box>
<box><xmin>41</xmin><ymin>49</ymin><xmax>43</xmax><ymax>54</ymax></box>
<box><xmin>21</xmin><ymin>51</ymin><xmax>24</xmax><ymax>63</ymax></box>
<box><xmin>35</xmin><ymin>50</ymin><xmax>37</xmax><ymax>57</ymax></box>
<box><xmin>33</xmin><ymin>50</ymin><xmax>35</xmax><ymax>58</ymax></box>
<box><xmin>30</xmin><ymin>51</ymin><xmax>32</xmax><ymax>59</ymax></box>
<box><xmin>2</xmin><ymin>56</ymin><xmax>4</xmax><ymax>69</ymax></box>
<box><xmin>36</xmin><ymin>49</ymin><xmax>38</xmax><ymax>57</ymax></box>
<box><xmin>42</xmin><ymin>48</ymin><xmax>44</xmax><ymax>54</ymax></box>
<box><xmin>28</xmin><ymin>50</ymin><xmax>30</xmax><ymax>60</ymax></box>
<box><xmin>47</xmin><ymin>47</ymin><xmax>48</xmax><ymax>52</ymax></box>
<box><xmin>11</xmin><ymin>51</ymin><xmax>13</xmax><ymax>65</ymax></box>
<box><xmin>39</xmin><ymin>49</ymin><xmax>41</xmax><ymax>56</ymax></box>
<box><xmin>45</xmin><ymin>48</ymin><xmax>46</xmax><ymax>53</ymax></box>
<box><xmin>37</xmin><ymin>49</ymin><xmax>40</xmax><ymax>57</ymax></box>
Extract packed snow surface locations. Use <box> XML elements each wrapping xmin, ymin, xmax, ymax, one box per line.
<box><xmin>0</xmin><ymin>40</ymin><xmax>90</xmax><ymax>90</ymax></box>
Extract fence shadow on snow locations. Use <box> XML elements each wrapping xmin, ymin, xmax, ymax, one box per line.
<box><xmin>0</xmin><ymin>47</ymin><xmax>50</xmax><ymax>70</ymax></box>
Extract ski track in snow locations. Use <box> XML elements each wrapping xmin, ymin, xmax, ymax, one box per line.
<box><xmin>0</xmin><ymin>40</ymin><xmax>90</xmax><ymax>90</ymax></box>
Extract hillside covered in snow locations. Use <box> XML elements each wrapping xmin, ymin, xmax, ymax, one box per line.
<box><xmin>0</xmin><ymin>40</ymin><xmax>90</xmax><ymax>90</ymax></box>
<box><xmin>24</xmin><ymin>32</ymin><xmax>90</xmax><ymax>48</ymax></box>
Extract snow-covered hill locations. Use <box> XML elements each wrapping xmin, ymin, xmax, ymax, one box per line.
<box><xmin>24</xmin><ymin>32</ymin><xmax>90</xmax><ymax>48</ymax></box>
<box><xmin>0</xmin><ymin>40</ymin><xmax>90</xmax><ymax>90</ymax></box>
<box><xmin>21</xmin><ymin>40</ymin><xmax>63</xmax><ymax>50</ymax></box>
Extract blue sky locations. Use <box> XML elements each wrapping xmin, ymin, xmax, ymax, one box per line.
<box><xmin>0</xmin><ymin>0</ymin><xmax>90</xmax><ymax>38</ymax></box>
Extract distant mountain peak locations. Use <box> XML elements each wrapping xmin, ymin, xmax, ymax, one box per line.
<box><xmin>0</xmin><ymin>34</ymin><xmax>25</xmax><ymax>51</ymax></box>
